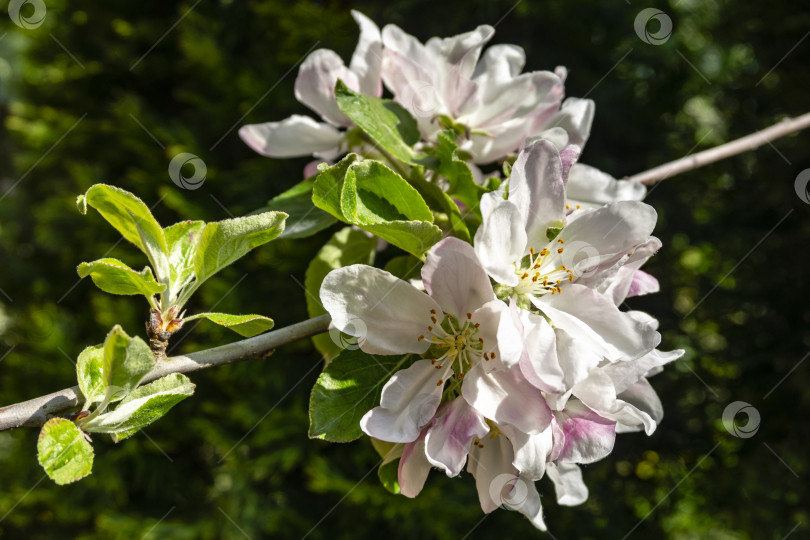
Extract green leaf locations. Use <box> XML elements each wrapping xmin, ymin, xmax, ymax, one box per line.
<box><xmin>312</xmin><ymin>154</ymin><xmax>360</xmax><ymax>221</ymax></box>
<box><xmin>193</xmin><ymin>211</ymin><xmax>287</xmax><ymax>285</ymax></box>
<box><xmin>103</xmin><ymin>325</ymin><xmax>155</xmax><ymax>402</ymax></box>
<box><xmin>364</xmin><ymin>220</ymin><xmax>443</xmax><ymax>260</ymax></box>
<box><xmin>81</xmin><ymin>373</ymin><xmax>195</xmax><ymax>442</ymax></box>
<box><xmin>37</xmin><ymin>418</ymin><xmax>94</xmax><ymax>485</ymax></box>
<box><xmin>78</xmin><ymin>184</ymin><xmax>169</xmax><ymax>276</ymax></box>
<box><xmin>164</xmin><ymin>220</ymin><xmax>205</xmax><ymax>294</ymax></box>
<box><xmin>341</xmin><ymin>160</ymin><xmax>434</xmax><ymax>224</ymax></box>
<box><xmin>183</xmin><ymin>312</ymin><xmax>274</xmax><ymax>338</ymax></box>
<box><xmin>435</xmin><ymin>130</ymin><xmax>485</xmax><ymax>213</ymax></box>
<box><xmin>405</xmin><ymin>172</ymin><xmax>471</xmax><ymax>243</ymax></box>
<box><xmin>308</xmin><ymin>349</ymin><xmax>413</xmax><ymax>442</ymax></box>
<box><xmin>76</xmin><ymin>345</ymin><xmax>106</xmax><ymax>406</ymax></box>
<box><xmin>313</xmin><ymin>157</ymin><xmax>443</xmax><ymax>259</ymax></box>
<box><xmin>264</xmin><ymin>176</ymin><xmax>337</xmax><ymax>239</ymax></box>
<box><xmin>305</xmin><ymin>227</ymin><xmax>377</xmax><ymax>361</ymax></box>
<box><xmin>335</xmin><ymin>80</ymin><xmax>429</xmax><ymax>165</ymax></box>
<box><xmin>77</xmin><ymin>258</ymin><xmax>165</xmax><ymax>299</ymax></box>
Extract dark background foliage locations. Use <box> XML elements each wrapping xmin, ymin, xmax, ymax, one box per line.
<box><xmin>1</xmin><ymin>0</ymin><xmax>808</xmax><ymax>538</ymax></box>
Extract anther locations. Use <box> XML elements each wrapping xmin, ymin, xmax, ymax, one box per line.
<box><xmin>557</xmin><ymin>248</ymin><xmax>564</xmax><ymax>254</ymax></box>
<box><xmin>467</xmin><ymin>312</ymin><xmax>472</xmax><ymax>320</ymax></box>
<box><xmin>418</xmin><ymin>335</ymin><xmax>424</xmax><ymax>341</ymax></box>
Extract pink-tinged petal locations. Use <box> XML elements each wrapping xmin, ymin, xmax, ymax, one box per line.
<box><xmin>399</xmin><ymin>428</ymin><xmax>431</xmax><ymax>497</ymax></box>
<box><xmin>472</xmin><ymin>44</ymin><xmax>526</xmax><ymax>81</ymax></box>
<box><xmin>517</xmin><ymin>308</ymin><xmax>564</xmax><ymax>394</ymax></box>
<box><xmin>422</xmin><ymin>237</ymin><xmax>495</xmax><ymax>316</ymax></box>
<box><xmin>348</xmin><ymin>10</ymin><xmax>382</xmax><ymax>97</ymax></box>
<box><xmin>566</xmin><ymin>163</ymin><xmax>646</xmax><ymax>206</ymax></box>
<box><xmin>320</xmin><ymin>265</ymin><xmax>440</xmax><ymax>355</ymax></box>
<box><xmin>548</xmin><ymin>415</ymin><xmax>566</xmax><ymax>462</ymax></box>
<box><xmin>628</xmin><ymin>269</ymin><xmax>659</xmax><ymax>298</ymax></box>
<box><xmin>499</xmin><ymin>423</ymin><xmax>554</xmax><ymax>481</ymax></box>
<box><xmin>295</xmin><ymin>49</ymin><xmax>358</xmax><ymax>127</ymax></box>
<box><xmin>473</xmin><ymin>299</ymin><xmax>523</xmax><ymax>369</ymax></box>
<box><xmin>462</xmin><ymin>364</ymin><xmax>552</xmax><ymax>435</ymax></box>
<box><xmin>425</xmin><ymin>398</ymin><xmax>489</xmax><ymax>477</ymax></box>
<box><xmin>360</xmin><ymin>359</ymin><xmax>450</xmax><ymax>443</ymax></box>
<box><xmin>544</xmin><ymin>97</ymin><xmax>595</xmax><ymax>147</ymax></box>
<box><xmin>304</xmin><ymin>159</ymin><xmax>327</xmax><ymax>179</ymax></box>
<box><xmin>537</xmin><ymin>284</ymin><xmax>659</xmax><ymax>361</ymax></box>
<box><xmin>508</xmin><ymin>139</ymin><xmax>565</xmax><ymax>247</ymax></box>
<box><xmin>555</xmin><ymin>400</ymin><xmax>616</xmax><ymax>464</ymax></box>
<box><xmin>572</xmin><ymin>370</ymin><xmax>662</xmax><ymax>435</ymax></box>
<box><xmin>546</xmin><ymin>462</ymin><xmax>589</xmax><ymax>506</ymax></box>
<box><xmin>239</xmin><ymin>115</ymin><xmax>344</xmax><ymax>159</ymax></box>
<box><xmin>559</xmin><ymin>144</ymin><xmax>581</xmax><ymax>181</ymax></box>
<box><xmin>473</xmin><ymin>200</ymin><xmax>526</xmax><ymax>286</ymax></box>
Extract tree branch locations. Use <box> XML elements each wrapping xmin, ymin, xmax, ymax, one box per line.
<box><xmin>627</xmin><ymin>111</ymin><xmax>810</xmax><ymax>185</ymax></box>
<box><xmin>0</xmin><ymin>314</ymin><xmax>331</xmax><ymax>432</ymax></box>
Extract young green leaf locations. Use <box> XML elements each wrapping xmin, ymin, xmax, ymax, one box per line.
<box><xmin>193</xmin><ymin>211</ymin><xmax>287</xmax><ymax>285</ymax></box>
<box><xmin>76</xmin><ymin>345</ymin><xmax>106</xmax><ymax>407</ymax></box>
<box><xmin>37</xmin><ymin>418</ymin><xmax>94</xmax><ymax>485</ymax></box>
<box><xmin>264</xmin><ymin>176</ymin><xmax>337</xmax><ymax>239</ymax></box>
<box><xmin>77</xmin><ymin>258</ymin><xmax>165</xmax><ymax>299</ymax></box>
<box><xmin>164</xmin><ymin>220</ymin><xmax>205</xmax><ymax>295</ymax></box>
<box><xmin>77</xmin><ymin>184</ymin><xmax>169</xmax><ymax>269</ymax></box>
<box><xmin>313</xmin><ymin>158</ymin><xmax>443</xmax><ymax>259</ymax></box>
<box><xmin>103</xmin><ymin>325</ymin><xmax>156</xmax><ymax>402</ymax></box>
<box><xmin>378</xmin><ymin>458</ymin><xmax>401</xmax><ymax>494</ymax></box>
<box><xmin>81</xmin><ymin>373</ymin><xmax>195</xmax><ymax>442</ymax></box>
<box><xmin>309</xmin><ymin>349</ymin><xmax>414</xmax><ymax>442</ymax></box>
<box><xmin>183</xmin><ymin>312</ymin><xmax>274</xmax><ymax>338</ymax></box>
<box><xmin>305</xmin><ymin>226</ymin><xmax>377</xmax><ymax>361</ymax></box>
<box><xmin>335</xmin><ymin>80</ymin><xmax>429</xmax><ymax>165</ymax></box>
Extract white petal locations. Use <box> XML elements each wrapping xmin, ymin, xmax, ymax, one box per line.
<box><xmin>508</xmin><ymin>139</ymin><xmax>565</xmax><ymax>247</ymax></box>
<box><xmin>557</xmin><ymin>201</ymin><xmax>658</xmax><ymax>276</ymax></box>
<box><xmin>348</xmin><ymin>10</ymin><xmax>383</xmax><ymax>97</ymax></box>
<box><xmin>294</xmin><ymin>49</ymin><xmax>360</xmax><ymax>127</ymax></box>
<box><xmin>537</xmin><ymin>284</ymin><xmax>659</xmax><ymax>361</ymax></box>
<box><xmin>360</xmin><ymin>359</ymin><xmax>449</xmax><ymax>443</ymax></box>
<box><xmin>499</xmin><ymin>423</ymin><xmax>554</xmax><ymax>481</ymax></box>
<box><xmin>474</xmin><ymin>299</ymin><xmax>524</xmax><ymax>369</ymax></box>
<box><xmin>473</xmin><ymin>200</ymin><xmax>526</xmax><ymax>286</ymax></box>
<box><xmin>398</xmin><ymin>429</ymin><xmax>431</xmax><ymax>497</ymax></box>
<box><xmin>628</xmin><ymin>270</ymin><xmax>660</xmax><ymax>297</ymax></box>
<box><xmin>422</xmin><ymin>237</ymin><xmax>495</xmax><ymax>316</ymax></box>
<box><xmin>425</xmin><ymin>398</ymin><xmax>489</xmax><ymax>477</ymax></box>
<box><xmin>544</xmin><ymin>97</ymin><xmax>594</xmax><ymax>147</ymax></box>
<box><xmin>546</xmin><ymin>462</ymin><xmax>589</xmax><ymax>506</ymax></box>
<box><xmin>426</xmin><ymin>25</ymin><xmax>495</xmax><ymax>80</ymax></box>
<box><xmin>462</xmin><ymin>364</ymin><xmax>552</xmax><ymax>435</ymax></box>
<box><xmin>616</xmin><ymin>378</ymin><xmax>665</xmax><ymax>434</ymax></box>
<box><xmin>320</xmin><ymin>265</ymin><xmax>440</xmax><ymax>355</ymax></box>
<box><xmin>517</xmin><ymin>309</ymin><xmax>565</xmax><ymax>394</ymax></box>
<box><xmin>239</xmin><ymin>115</ymin><xmax>343</xmax><ymax>158</ymax></box>
<box><xmin>566</xmin><ymin>163</ymin><xmax>646</xmax><ymax>206</ymax></box>
<box><xmin>467</xmin><ymin>433</ymin><xmax>516</xmax><ymax>513</ymax></box>
<box><xmin>601</xmin><ymin>347</ymin><xmax>683</xmax><ymax>395</ymax></box>
<box><xmin>472</xmin><ymin>44</ymin><xmax>526</xmax><ymax>81</ymax></box>
<box><xmin>555</xmin><ymin>400</ymin><xmax>616</xmax><ymax>464</ymax></box>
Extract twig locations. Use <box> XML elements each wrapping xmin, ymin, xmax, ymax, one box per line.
<box><xmin>0</xmin><ymin>314</ymin><xmax>331</xmax><ymax>432</ymax></box>
<box><xmin>627</xmin><ymin>111</ymin><xmax>810</xmax><ymax>185</ymax></box>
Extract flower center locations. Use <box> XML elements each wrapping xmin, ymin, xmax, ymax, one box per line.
<box><xmin>417</xmin><ymin>309</ymin><xmax>494</xmax><ymax>385</ymax></box>
<box><xmin>513</xmin><ymin>239</ymin><xmax>575</xmax><ymax>297</ymax></box>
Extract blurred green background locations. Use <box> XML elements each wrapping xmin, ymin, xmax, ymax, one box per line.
<box><xmin>1</xmin><ymin>0</ymin><xmax>808</xmax><ymax>538</ymax></box>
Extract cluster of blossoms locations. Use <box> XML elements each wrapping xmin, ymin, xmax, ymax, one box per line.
<box><xmin>242</xmin><ymin>12</ymin><xmax>682</xmax><ymax>531</ymax></box>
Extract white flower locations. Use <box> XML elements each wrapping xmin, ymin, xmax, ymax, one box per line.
<box><xmin>380</xmin><ymin>24</ymin><xmax>593</xmax><ymax>164</ymax></box>
<box><xmin>239</xmin><ymin>11</ymin><xmax>381</xmax><ymax>161</ymax></box>
<box><xmin>474</xmin><ymin>140</ymin><xmax>660</xmax><ymax>365</ymax></box>
<box><xmin>320</xmin><ymin>237</ymin><xmax>522</xmax><ymax>443</ymax></box>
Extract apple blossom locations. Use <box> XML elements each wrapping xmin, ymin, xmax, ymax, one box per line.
<box><xmin>239</xmin><ymin>10</ymin><xmax>381</xmax><ymax>162</ymax></box>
